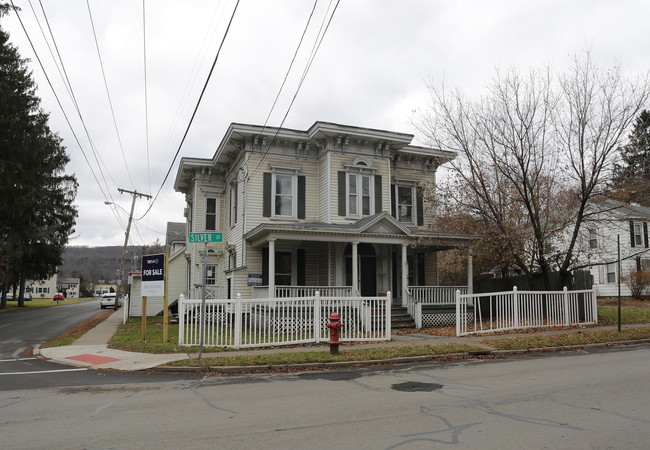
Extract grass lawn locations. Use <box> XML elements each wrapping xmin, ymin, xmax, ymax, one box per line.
<box><xmin>598</xmin><ymin>306</ymin><xmax>650</xmax><ymax>325</ymax></box>
<box><xmin>0</xmin><ymin>297</ymin><xmax>92</xmax><ymax>313</ymax></box>
<box><xmin>483</xmin><ymin>326</ymin><xmax>650</xmax><ymax>350</ymax></box>
<box><xmin>166</xmin><ymin>343</ymin><xmax>484</xmax><ymax>367</ymax></box>
<box><xmin>42</xmin><ymin>310</ymin><xmax>114</xmax><ymax>347</ymax></box>
<box><xmin>108</xmin><ymin>316</ymin><xmax>243</xmax><ymax>354</ymax></box>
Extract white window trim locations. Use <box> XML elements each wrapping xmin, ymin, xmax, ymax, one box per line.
<box><xmin>346</xmin><ymin>172</ymin><xmax>374</xmax><ymax>217</ymax></box>
<box><xmin>230</xmin><ymin>182</ymin><xmax>237</xmax><ymax>228</ymax></box>
<box><xmin>205</xmin><ymin>264</ymin><xmax>217</xmax><ymax>286</ymax></box>
<box><xmin>271</xmin><ymin>170</ymin><xmax>297</xmax><ymax>218</ymax></box>
<box><xmin>394</xmin><ymin>181</ymin><xmax>417</xmax><ymax>224</ymax></box>
<box><xmin>606</xmin><ymin>263</ymin><xmax>617</xmax><ymax>284</ymax></box>
<box><xmin>204</xmin><ymin>197</ymin><xmax>219</xmax><ymax>232</ymax></box>
<box><xmin>633</xmin><ymin>222</ymin><xmax>643</xmax><ymax>246</ymax></box>
<box><xmin>588</xmin><ymin>229</ymin><xmax>598</xmax><ymax>249</ymax></box>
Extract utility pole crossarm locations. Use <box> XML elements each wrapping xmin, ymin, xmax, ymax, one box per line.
<box><xmin>114</xmin><ymin>188</ymin><xmax>152</xmax><ymax>310</ymax></box>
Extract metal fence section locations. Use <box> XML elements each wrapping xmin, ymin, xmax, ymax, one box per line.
<box><xmin>456</xmin><ymin>287</ymin><xmax>598</xmax><ymax>336</ymax></box>
<box><xmin>178</xmin><ymin>292</ymin><xmax>391</xmax><ymax>348</ymax></box>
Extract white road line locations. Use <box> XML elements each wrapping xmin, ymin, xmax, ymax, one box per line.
<box><xmin>0</xmin><ymin>357</ymin><xmax>38</xmax><ymax>362</ymax></box>
<box><xmin>0</xmin><ymin>368</ymin><xmax>88</xmax><ymax>376</ymax></box>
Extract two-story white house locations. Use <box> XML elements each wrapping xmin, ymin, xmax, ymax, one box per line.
<box><xmin>577</xmin><ymin>199</ymin><xmax>650</xmax><ymax>297</ymax></box>
<box><xmin>173</xmin><ymin>121</ymin><xmax>476</xmax><ymax>310</ymax></box>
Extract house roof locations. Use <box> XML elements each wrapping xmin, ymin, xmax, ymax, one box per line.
<box><xmin>173</xmin><ymin>121</ymin><xmax>456</xmax><ymax>192</ymax></box>
<box><xmin>590</xmin><ymin>199</ymin><xmax>650</xmax><ymax>220</ymax></box>
<box><xmin>243</xmin><ymin>212</ymin><xmax>479</xmax><ymax>249</ymax></box>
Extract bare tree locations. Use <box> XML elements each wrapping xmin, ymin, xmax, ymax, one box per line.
<box><xmin>417</xmin><ymin>52</ymin><xmax>649</xmax><ymax>289</ymax></box>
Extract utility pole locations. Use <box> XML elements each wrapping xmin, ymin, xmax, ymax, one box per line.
<box><xmin>114</xmin><ymin>188</ymin><xmax>152</xmax><ymax>310</ymax></box>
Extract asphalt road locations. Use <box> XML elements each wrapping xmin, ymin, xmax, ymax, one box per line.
<box><xmin>1</xmin><ymin>345</ymin><xmax>648</xmax><ymax>449</ymax></box>
<box><xmin>0</xmin><ymin>300</ymin><xmax>200</xmax><ymax>391</ymax></box>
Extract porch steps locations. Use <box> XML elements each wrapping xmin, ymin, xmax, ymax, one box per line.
<box><xmin>391</xmin><ymin>306</ymin><xmax>416</xmax><ymax>330</ymax></box>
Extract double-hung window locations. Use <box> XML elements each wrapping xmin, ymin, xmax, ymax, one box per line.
<box><xmin>339</xmin><ymin>158</ymin><xmax>378</xmax><ymax>218</ymax></box>
<box><xmin>606</xmin><ymin>263</ymin><xmax>616</xmax><ymax>283</ymax></box>
<box><xmin>397</xmin><ymin>185</ymin><xmax>414</xmax><ymax>223</ymax></box>
<box><xmin>588</xmin><ymin>229</ymin><xmax>598</xmax><ymax>249</ymax></box>
<box><xmin>348</xmin><ymin>173</ymin><xmax>373</xmax><ymax>216</ymax></box>
<box><xmin>205</xmin><ymin>264</ymin><xmax>217</xmax><ymax>286</ymax></box>
<box><xmin>274</xmin><ymin>173</ymin><xmax>295</xmax><ymax>217</ymax></box>
<box><xmin>633</xmin><ymin>223</ymin><xmax>643</xmax><ymax>246</ymax></box>
<box><xmin>230</xmin><ymin>183</ymin><xmax>238</xmax><ymax>227</ymax></box>
<box><xmin>205</xmin><ymin>198</ymin><xmax>217</xmax><ymax>231</ymax></box>
<box><xmin>263</xmin><ymin>167</ymin><xmax>305</xmax><ymax>219</ymax></box>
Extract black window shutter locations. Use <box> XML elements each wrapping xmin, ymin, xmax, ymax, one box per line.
<box><xmin>262</xmin><ymin>247</ymin><xmax>269</xmax><ymax>285</ymax></box>
<box><xmin>630</xmin><ymin>221</ymin><xmax>636</xmax><ymax>247</ymax></box>
<box><xmin>263</xmin><ymin>173</ymin><xmax>271</xmax><ymax>217</ymax></box>
<box><xmin>391</xmin><ymin>184</ymin><xmax>396</xmax><ymax>218</ymax></box>
<box><xmin>417</xmin><ymin>186</ymin><xmax>424</xmax><ymax>226</ymax></box>
<box><xmin>298</xmin><ymin>176</ymin><xmax>306</xmax><ymax>219</ymax></box>
<box><xmin>338</xmin><ymin>171</ymin><xmax>346</xmax><ymax>216</ymax></box>
<box><xmin>644</xmin><ymin>222</ymin><xmax>649</xmax><ymax>248</ymax></box>
<box><xmin>374</xmin><ymin>175</ymin><xmax>382</xmax><ymax>213</ymax></box>
<box><xmin>297</xmin><ymin>249</ymin><xmax>306</xmax><ymax>286</ymax></box>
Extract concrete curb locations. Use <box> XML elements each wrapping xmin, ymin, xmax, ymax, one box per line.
<box><xmin>151</xmin><ymin>339</ymin><xmax>650</xmax><ymax>374</ymax></box>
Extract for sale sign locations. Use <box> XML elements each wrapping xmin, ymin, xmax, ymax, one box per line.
<box><xmin>142</xmin><ymin>253</ymin><xmax>165</xmax><ymax>296</ymax></box>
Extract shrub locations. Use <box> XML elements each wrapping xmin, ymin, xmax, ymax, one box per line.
<box><xmin>623</xmin><ymin>270</ymin><xmax>650</xmax><ymax>299</ymax></box>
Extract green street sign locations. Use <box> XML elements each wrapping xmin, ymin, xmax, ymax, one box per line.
<box><xmin>189</xmin><ymin>232</ymin><xmax>223</xmax><ymax>243</ymax></box>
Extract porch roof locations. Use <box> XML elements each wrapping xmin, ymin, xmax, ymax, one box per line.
<box><xmin>244</xmin><ymin>212</ymin><xmax>479</xmax><ymax>249</ymax></box>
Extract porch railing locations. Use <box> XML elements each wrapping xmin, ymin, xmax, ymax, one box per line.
<box><xmin>456</xmin><ymin>287</ymin><xmax>598</xmax><ymax>336</ymax></box>
<box><xmin>178</xmin><ymin>292</ymin><xmax>391</xmax><ymax>348</ymax></box>
<box><xmin>252</xmin><ymin>286</ymin><xmax>356</xmax><ymax>299</ymax></box>
<box><xmin>407</xmin><ymin>286</ymin><xmax>469</xmax><ymax>329</ymax></box>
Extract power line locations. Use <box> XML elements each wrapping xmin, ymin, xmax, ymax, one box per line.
<box><xmin>136</xmin><ymin>0</ymin><xmax>241</xmax><ymax>221</ymax></box>
<box><xmin>86</xmin><ymin>0</ymin><xmax>135</xmax><ymax>189</ymax></box>
<box><xmin>248</xmin><ymin>0</ymin><xmax>341</xmax><ymax>181</ymax></box>
<box><xmin>8</xmin><ymin>1</ymin><xmax>109</xmax><ymax>202</ymax></box>
<box><xmin>142</xmin><ymin>0</ymin><xmax>151</xmax><ymax>194</ymax></box>
<box><xmin>35</xmin><ymin>0</ymin><xmax>118</xmax><ymax>201</ymax></box>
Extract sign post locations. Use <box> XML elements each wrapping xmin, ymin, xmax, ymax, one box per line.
<box><xmin>188</xmin><ymin>233</ymin><xmax>222</xmax><ymax>360</ymax></box>
<box><xmin>142</xmin><ymin>253</ymin><xmax>165</xmax><ymax>343</ymax></box>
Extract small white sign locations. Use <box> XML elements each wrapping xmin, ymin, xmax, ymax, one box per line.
<box><xmin>142</xmin><ymin>280</ymin><xmax>164</xmax><ymax>296</ymax></box>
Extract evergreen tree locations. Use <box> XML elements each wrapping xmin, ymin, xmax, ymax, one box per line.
<box><xmin>612</xmin><ymin>110</ymin><xmax>650</xmax><ymax>205</ymax></box>
<box><xmin>1</xmin><ymin>4</ymin><xmax>78</xmax><ymax>308</ymax></box>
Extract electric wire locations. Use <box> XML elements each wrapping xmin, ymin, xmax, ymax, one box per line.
<box><xmin>35</xmin><ymin>0</ymin><xmax>119</xmax><ymax>202</ymax></box>
<box><xmin>152</xmin><ymin>0</ymin><xmax>226</xmax><ymax>178</ymax></box>
<box><xmin>248</xmin><ymin>0</ymin><xmax>341</xmax><ymax>181</ymax></box>
<box><xmin>10</xmin><ymin>1</ymin><xmax>126</xmax><ymax>235</ymax></box>
<box><xmin>136</xmin><ymin>0</ymin><xmax>241</xmax><ymax>221</ymax></box>
<box><xmin>86</xmin><ymin>0</ymin><xmax>135</xmax><ymax>190</ymax></box>
<box><xmin>142</xmin><ymin>0</ymin><xmax>151</xmax><ymax>194</ymax></box>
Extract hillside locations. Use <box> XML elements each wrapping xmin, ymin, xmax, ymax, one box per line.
<box><xmin>59</xmin><ymin>245</ymin><xmax>135</xmax><ymax>283</ymax></box>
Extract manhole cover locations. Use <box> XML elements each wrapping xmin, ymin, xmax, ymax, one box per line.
<box><xmin>391</xmin><ymin>382</ymin><xmax>443</xmax><ymax>392</ymax></box>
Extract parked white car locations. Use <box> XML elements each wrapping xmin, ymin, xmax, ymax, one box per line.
<box><xmin>99</xmin><ymin>293</ymin><xmax>121</xmax><ymax>309</ymax></box>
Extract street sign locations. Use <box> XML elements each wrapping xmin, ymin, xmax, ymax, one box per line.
<box><xmin>189</xmin><ymin>232</ymin><xmax>223</xmax><ymax>243</ymax></box>
<box><xmin>142</xmin><ymin>253</ymin><xmax>165</xmax><ymax>296</ymax></box>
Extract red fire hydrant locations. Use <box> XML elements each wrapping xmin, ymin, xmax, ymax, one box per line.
<box><xmin>327</xmin><ymin>312</ymin><xmax>342</xmax><ymax>354</ymax></box>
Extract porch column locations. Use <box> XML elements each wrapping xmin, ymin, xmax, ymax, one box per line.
<box><xmin>352</xmin><ymin>241</ymin><xmax>359</xmax><ymax>295</ymax></box>
<box><xmin>268</xmin><ymin>238</ymin><xmax>276</xmax><ymax>298</ymax></box>
<box><xmin>401</xmin><ymin>243</ymin><xmax>408</xmax><ymax>307</ymax></box>
<box><xmin>467</xmin><ymin>245</ymin><xmax>473</xmax><ymax>294</ymax></box>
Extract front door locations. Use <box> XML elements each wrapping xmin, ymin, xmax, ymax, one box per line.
<box><xmin>345</xmin><ymin>243</ymin><xmax>377</xmax><ymax>296</ymax></box>
<box><xmin>359</xmin><ymin>255</ymin><xmax>377</xmax><ymax>296</ymax></box>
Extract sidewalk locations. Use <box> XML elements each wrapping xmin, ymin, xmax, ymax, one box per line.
<box><xmin>35</xmin><ymin>309</ymin><xmax>648</xmax><ymax>372</ymax></box>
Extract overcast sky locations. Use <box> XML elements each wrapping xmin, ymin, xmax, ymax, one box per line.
<box><xmin>3</xmin><ymin>0</ymin><xmax>648</xmax><ymax>247</ymax></box>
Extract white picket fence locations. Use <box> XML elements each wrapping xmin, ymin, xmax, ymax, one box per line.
<box><xmin>456</xmin><ymin>287</ymin><xmax>598</xmax><ymax>336</ymax></box>
<box><xmin>178</xmin><ymin>292</ymin><xmax>392</xmax><ymax>348</ymax></box>
<box><xmin>407</xmin><ymin>286</ymin><xmax>469</xmax><ymax>328</ymax></box>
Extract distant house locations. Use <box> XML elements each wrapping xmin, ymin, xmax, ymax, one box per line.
<box><xmin>576</xmin><ymin>200</ymin><xmax>650</xmax><ymax>297</ymax></box>
<box><xmin>57</xmin><ymin>277</ymin><xmax>80</xmax><ymax>299</ymax></box>
<box><xmin>93</xmin><ymin>284</ymin><xmax>116</xmax><ymax>296</ymax></box>
<box><xmin>26</xmin><ymin>274</ymin><xmax>58</xmax><ymax>299</ymax></box>
<box><xmin>172</xmin><ymin>121</ymin><xmax>476</xmax><ymax>310</ymax></box>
